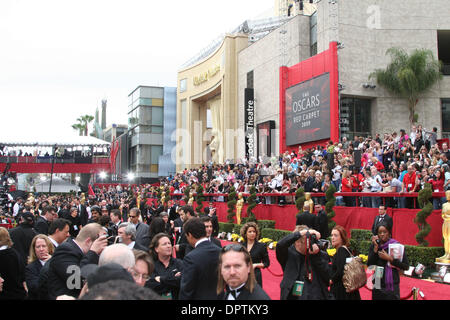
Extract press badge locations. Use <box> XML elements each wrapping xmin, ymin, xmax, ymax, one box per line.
<box><xmin>292</xmin><ymin>281</ymin><xmax>304</xmax><ymax>296</ymax></box>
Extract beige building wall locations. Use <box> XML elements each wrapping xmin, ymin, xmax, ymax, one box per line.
<box><xmin>317</xmin><ymin>0</ymin><xmax>450</xmax><ymax>137</ymax></box>
<box><xmin>237</xmin><ymin>14</ymin><xmax>312</xmax><ymax>159</ymax></box>
<box><xmin>176</xmin><ymin>35</ymin><xmax>248</xmax><ymax>171</ymax></box>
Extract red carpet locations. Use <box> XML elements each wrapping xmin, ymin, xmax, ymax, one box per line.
<box><xmin>222</xmin><ymin>240</ymin><xmax>450</xmax><ymax>300</ymax></box>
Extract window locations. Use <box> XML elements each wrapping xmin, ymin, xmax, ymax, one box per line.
<box><xmin>151</xmin><ymin>145</ymin><xmax>163</xmax><ymax>165</ymax></box>
<box><xmin>247</xmin><ymin>71</ymin><xmax>254</xmax><ymax>89</ymax></box>
<box><xmin>151</xmin><ymin>107</ymin><xmax>163</xmax><ymax>126</ymax></box>
<box><xmin>442</xmin><ymin>99</ymin><xmax>450</xmax><ymax>138</ymax></box>
<box><xmin>180</xmin><ymin>78</ymin><xmax>187</xmax><ymax>93</ymax></box>
<box><xmin>206</xmin><ymin>109</ymin><xmax>212</xmax><ymax>129</ymax></box>
<box><xmin>438</xmin><ymin>31</ymin><xmax>450</xmax><ymax>76</ymax></box>
<box><xmin>339</xmin><ymin>97</ymin><xmax>371</xmax><ymax>139</ymax></box>
<box><xmin>310</xmin><ymin>12</ymin><xmax>318</xmax><ymax>57</ymax></box>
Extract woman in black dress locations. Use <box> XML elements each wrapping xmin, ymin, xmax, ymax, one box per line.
<box><xmin>329</xmin><ymin>225</ymin><xmax>361</xmax><ymax>300</ymax></box>
<box><xmin>0</xmin><ymin>227</ymin><xmax>27</xmax><ymax>300</ymax></box>
<box><xmin>240</xmin><ymin>222</ymin><xmax>270</xmax><ymax>287</ymax></box>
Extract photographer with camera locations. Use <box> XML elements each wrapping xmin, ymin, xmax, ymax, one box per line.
<box><xmin>276</xmin><ymin>225</ymin><xmax>331</xmax><ymax>300</ymax></box>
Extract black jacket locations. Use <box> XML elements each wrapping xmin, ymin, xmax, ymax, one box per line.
<box><xmin>209</xmin><ymin>237</ymin><xmax>222</xmax><ymax>248</ymax></box>
<box><xmin>25</xmin><ymin>259</ymin><xmax>44</xmax><ymax>300</ymax></box>
<box><xmin>330</xmin><ymin>246</ymin><xmax>361</xmax><ymax>300</ymax></box>
<box><xmin>242</xmin><ymin>241</ymin><xmax>270</xmax><ymax>287</ymax></box>
<box><xmin>0</xmin><ymin>248</ymin><xmax>27</xmax><ymax>300</ymax></box>
<box><xmin>179</xmin><ymin>239</ymin><xmax>221</xmax><ymax>300</ymax></box>
<box><xmin>147</xmin><ymin>257</ymin><xmax>184</xmax><ymax>299</ymax></box>
<box><xmin>371</xmin><ymin>214</ymin><xmax>394</xmax><ymax>235</ymax></box>
<box><xmin>9</xmin><ymin>224</ymin><xmax>38</xmax><ymax>267</ymax></box>
<box><xmin>276</xmin><ymin>232</ymin><xmax>331</xmax><ymax>300</ymax></box>
<box><xmin>218</xmin><ymin>283</ymin><xmax>271</xmax><ymax>300</ymax></box>
<box><xmin>315</xmin><ymin>210</ymin><xmax>329</xmax><ymax>239</ymax></box>
<box><xmin>34</xmin><ymin>216</ymin><xmax>50</xmax><ymax>235</ymax></box>
<box><xmin>47</xmin><ymin>238</ymin><xmax>100</xmax><ymax>299</ymax></box>
<box><xmin>77</xmin><ymin>204</ymin><xmax>89</xmax><ymax>227</ymax></box>
<box><xmin>295</xmin><ymin>211</ymin><xmax>317</xmax><ymax>229</ymax></box>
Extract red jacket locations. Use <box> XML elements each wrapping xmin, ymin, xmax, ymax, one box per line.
<box><xmin>403</xmin><ymin>172</ymin><xmax>417</xmax><ymax>192</ymax></box>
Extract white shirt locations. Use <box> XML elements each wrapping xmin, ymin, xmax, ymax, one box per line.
<box><xmin>194</xmin><ymin>238</ymin><xmax>209</xmax><ymax>248</ymax></box>
<box><xmin>13</xmin><ymin>203</ymin><xmax>20</xmax><ymax>216</ymax></box>
<box><xmin>227</xmin><ymin>282</ymin><xmax>246</xmax><ymax>300</ymax></box>
<box><xmin>128</xmin><ymin>241</ymin><xmax>136</xmax><ymax>249</ymax></box>
<box><xmin>49</xmin><ymin>236</ymin><xmax>59</xmax><ymax>248</ymax></box>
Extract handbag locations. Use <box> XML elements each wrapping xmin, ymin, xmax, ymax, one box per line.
<box><xmin>342</xmin><ymin>246</ymin><xmax>367</xmax><ymax>293</ymax></box>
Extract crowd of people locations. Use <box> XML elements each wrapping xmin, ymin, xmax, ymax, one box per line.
<box><xmin>0</xmin><ymin>125</ymin><xmax>443</xmax><ymax>301</ymax></box>
<box><xmin>163</xmin><ymin>126</ymin><xmax>450</xmax><ymax>210</ymax></box>
<box><xmin>0</xmin><ymin>176</ymin><xmax>408</xmax><ymax>301</ymax></box>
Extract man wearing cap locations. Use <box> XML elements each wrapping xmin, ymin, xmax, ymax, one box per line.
<box><xmin>9</xmin><ymin>211</ymin><xmax>38</xmax><ymax>266</ymax></box>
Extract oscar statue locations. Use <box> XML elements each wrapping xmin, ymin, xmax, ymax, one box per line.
<box><xmin>436</xmin><ymin>190</ymin><xmax>450</xmax><ymax>263</ymax></box>
<box><xmin>236</xmin><ymin>192</ymin><xmax>244</xmax><ymax>225</ymax></box>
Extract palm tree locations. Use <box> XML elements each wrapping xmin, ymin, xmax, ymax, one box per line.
<box><xmin>71</xmin><ymin>115</ymin><xmax>94</xmax><ymax>136</ymax></box>
<box><xmin>80</xmin><ymin>115</ymin><xmax>94</xmax><ymax>136</ymax></box>
<box><xmin>71</xmin><ymin>118</ymin><xmax>84</xmax><ymax>136</ymax></box>
<box><xmin>369</xmin><ymin>47</ymin><xmax>442</xmax><ymax>126</ymax></box>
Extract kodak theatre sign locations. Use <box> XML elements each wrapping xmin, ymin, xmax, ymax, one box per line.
<box><xmin>193</xmin><ymin>65</ymin><xmax>221</xmax><ymax>86</ymax></box>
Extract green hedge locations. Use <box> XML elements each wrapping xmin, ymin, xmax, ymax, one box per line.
<box><xmin>240</xmin><ymin>218</ymin><xmax>276</xmax><ymax>232</ymax></box>
<box><xmin>233</xmin><ymin>224</ymin><xmax>243</xmax><ymax>234</ymax></box>
<box><xmin>261</xmin><ymin>228</ymin><xmax>291</xmax><ymax>241</ymax></box>
<box><xmin>219</xmin><ymin>222</ymin><xmax>234</xmax><ymax>233</ymax></box>
<box><xmin>350</xmin><ymin>229</ymin><xmax>373</xmax><ymax>242</ymax></box>
<box><xmin>404</xmin><ymin>246</ymin><xmax>444</xmax><ymax>267</ymax></box>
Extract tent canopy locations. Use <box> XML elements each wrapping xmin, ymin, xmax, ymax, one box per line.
<box><xmin>0</xmin><ymin>135</ymin><xmax>110</xmax><ymax>147</ymax></box>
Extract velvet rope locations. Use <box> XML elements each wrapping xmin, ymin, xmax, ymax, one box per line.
<box><xmin>361</xmin><ymin>284</ymin><xmax>424</xmax><ymax>300</ymax></box>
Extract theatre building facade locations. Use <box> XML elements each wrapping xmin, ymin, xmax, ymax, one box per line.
<box><xmin>176</xmin><ymin>0</ymin><xmax>450</xmax><ymax>168</ymax></box>
<box><xmin>238</xmin><ymin>0</ymin><xmax>450</xmax><ymax>159</ymax></box>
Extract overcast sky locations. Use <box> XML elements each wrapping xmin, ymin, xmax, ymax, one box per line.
<box><xmin>0</xmin><ymin>0</ymin><xmax>274</xmax><ymax>143</ymax></box>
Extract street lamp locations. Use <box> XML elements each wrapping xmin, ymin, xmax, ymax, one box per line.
<box><xmin>127</xmin><ymin>172</ymin><xmax>135</xmax><ymax>181</ymax></box>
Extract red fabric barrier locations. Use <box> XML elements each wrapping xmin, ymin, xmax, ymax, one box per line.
<box><xmin>209</xmin><ymin>202</ymin><xmax>443</xmax><ymax>247</ymax></box>
<box><xmin>392</xmin><ymin>209</ymin><xmax>443</xmax><ymax>246</ymax></box>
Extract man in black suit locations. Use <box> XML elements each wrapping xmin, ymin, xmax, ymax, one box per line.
<box><xmin>34</xmin><ymin>206</ymin><xmax>58</xmax><ymax>235</ymax></box>
<box><xmin>371</xmin><ymin>205</ymin><xmax>393</xmax><ymax>235</ymax></box>
<box><xmin>295</xmin><ymin>204</ymin><xmax>317</xmax><ymax>229</ymax></box>
<box><xmin>174</xmin><ymin>206</ymin><xmax>196</xmax><ymax>259</ymax></box>
<box><xmin>168</xmin><ymin>200</ymin><xmax>179</xmax><ymax>222</ymax></box>
<box><xmin>47</xmin><ymin>223</ymin><xmax>108</xmax><ymax>299</ymax></box>
<box><xmin>179</xmin><ymin>218</ymin><xmax>221</xmax><ymax>300</ymax></box>
<box><xmin>314</xmin><ymin>204</ymin><xmax>329</xmax><ymax>239</ymax></box>
<box><xmin>200</xmin><ymin>216</ymin><xmax>221</xmax><ymax>248</ymax></box>
<box><xmin>74</xmin><ymin>197</ymin><xmax>89</xmax><ymax>226</ymax></box>
<box><xmin>217</xmin><ymin>244</ymin><xmax>270</xmax><ymax>300</ymax></box>
<box><xmin>205</xmin><ymin>204</ymin><xmax>219</xmax><ymax>237</ymax></box>
<box><xmin>108</xmin><ymin>209</ymin><xmax>122</xmax><ymax>237</ymax></box>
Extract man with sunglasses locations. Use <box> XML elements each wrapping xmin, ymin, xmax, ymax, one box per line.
<box><xmin>217</xmin><ymin>244</ymin><xmax>270</xmax><ymax>300</ymax></box>
<box><xmin>179</xmin><ymin>217</ymin><xmax>221</xmax><ymax>300</ymax></box>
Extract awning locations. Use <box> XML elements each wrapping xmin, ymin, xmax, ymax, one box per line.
<box><xmin>0</xmin><ymin>134</ymin><xmax>110</xmax><ymax>147</ymax></box>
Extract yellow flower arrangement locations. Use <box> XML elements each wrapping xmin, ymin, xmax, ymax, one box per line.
<box><xmin>259</xmin><ymin>238</ymin><xmax>273</xmax><ymax>244</ymax></box>
<box><xmin>231</xmin><ymin>233</ymin><xmax>240</xmax><ymax>242</ymax></box>
<box><xmin>327</xmin><ymin>248</ymin><xmax>337</xmax><ymax>257</ymax></box>
<box><xmin>358</xmin><ymin>254</ymin><xmax>368</xmax><ymax>263</ymax></box>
